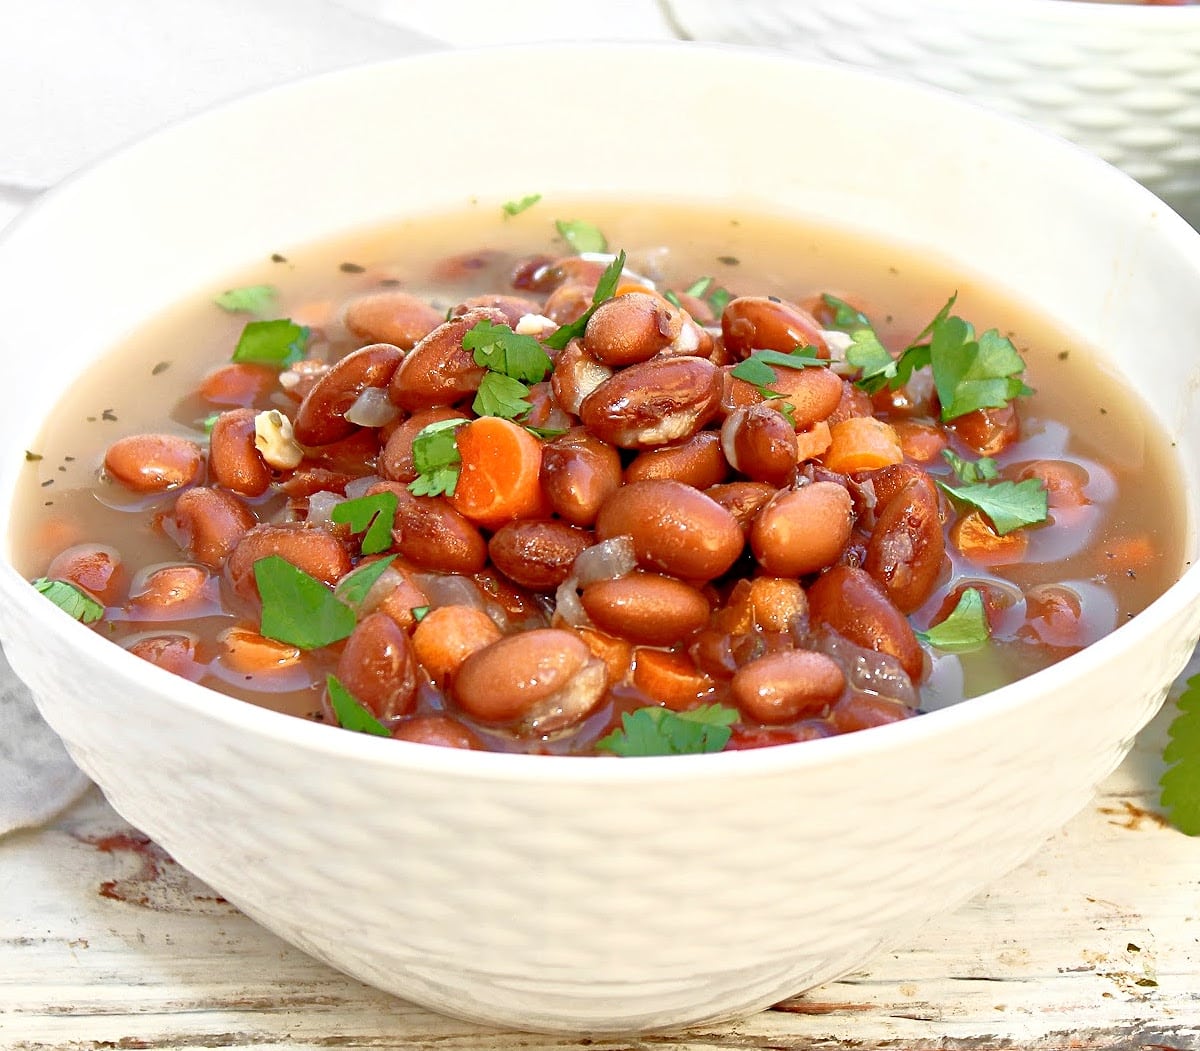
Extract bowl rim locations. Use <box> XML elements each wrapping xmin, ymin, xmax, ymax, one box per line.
<box><xmin>2</xmin><ymin>40</ymin><xmax>1199</xmax><ymax>784</ymax></box>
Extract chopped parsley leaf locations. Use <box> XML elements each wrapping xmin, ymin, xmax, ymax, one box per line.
<box><xmin>555</xmin><ymin>219</ymin><xmax>607</xmax><ymax>253</ymax></box>
<box><xmin>545</xmin><ymin>250</ymin><xmax>626</xmax><ymax>351</ymax></box>
<box><xmin>463</xmin><ymin>320</ymin><xmax>552</xmax><ymax>383</ymax></box>
<box><xmin>411</xmin><ymin>605</ymin><xmax>431</xmax><ymax>623</ymax></box>
<box><xmin>254</xmin><ymin>555</ymin><xmax>356</xmax><ymax>649</ymax></box>
<box><xmin>707</xmin><ymin>286</ymin><xmax>732</xmax><ymax>317</ymax></box>
<box><xmin>685</xmin><ymin>276</ymin><xmax>714</xmax><ymax>298</ymax></box>
<box><xmin>503</xmin><ymin>193</ymin><xmax>541</xmax><ymax>217</ymax></box>
<box><xmin>334</xmin><ymin>555</ymin><xmax>398</xmax><ymax>610</ymax></box>
<box><xmin>215</xmin><ymin>284</ymin><xmax>277</xmax><ymax>315</ymax></box>
<box><xmin>32</xmin><ymin>578</ymin><xmax>104</xmax><ymax>624</ymax></box>
<box><xmin>473</xmin><ymin>371</ymin><xmax>535</xmax><ymax>420</ymax></box>
<box><xmin>408</xmin><ymin>418</ymin><xmax>466</xmax><ymax>497</ymax></box>
<box><xmin>916</xmin><ymin>588</ymin><xmax>989</xmax><ymax>651</ymax></box>
<box><xmin>327</xmin><ymin>674</ymin><xmax>390</xmax><ymax>737</ymax></box>
<box><xmin>231</xmin><ymin>319</ymin><xmax>309</xmax><ymax>368</ymax></box>
<box><xmin>730</xmin><ymin>348</ymin><xmax>829</xmax><ymax>393</ymax></box>
<box><xmin>596</xmin><ymin>704</ymin><xmax>738</xmax><ymax>757</ymax></box>
<box><xmin>938</xmin><ymin>478</ymin><xmax>1048</xmax><ymax>536</ymax></box>
<box><xmin>942</xmin><ymin>449</ymin><xmax>1000</xmax><ymax>485</ymax></box>
<box><xmin>330</xmin><ymin>491</ymin><xmax>398</xmax><ymax>555</ymax></box>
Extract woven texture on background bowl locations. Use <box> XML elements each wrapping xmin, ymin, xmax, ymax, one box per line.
<box><xmin>1</xmin><ymin>43</ymin><xmax>1200</xmax><ymax>1035</ymax></box>
<box><xmin>666</xmin><ymin>0</ymin><xmax>1200</xmax><ymax>227</ymax></box>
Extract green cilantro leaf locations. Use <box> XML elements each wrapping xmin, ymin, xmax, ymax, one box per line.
<box><xmin>232</xmin><ymin>319</ymin><xmax>309</xmax><ymax>368</ymax></box>
<box><xmin>331</xmin><ymin>491</ymin><xmax>398</xmax><ymax>555</ymax></box>
<box><xmin>663</xmin><ymin>290</ymin><xmax>682</xmax><ymax>309</ymax></box>
<box><xmin>334</xmin><ymin>555</ymin><xmax>398</xmax><ymax>610</ymax></box>
<box><xmin>503</xmin><ymin>193</ymin><xmax>541</xmax><ymax>217</ymax></box>
<box><xmin>916</xmin><ymin>588</ymin><xmax>989</xmax><ymax>651</ymax></box>
<box><xmin>254</xmin><ymin>555</ymin><xmax>356</xmax><ymax>649</ymax></box>
<box><xmin>1162</xmin><ymin>673</ymin><xmax>1200</xmax><ymax>835</ymax></box>
<box><xmin>215</xmin><ymin>284</ymin><xmax>277</xmax><ymax>315</ymax></box>
<box><xmin>942</xmin><ymin>449</ymin><xmax>999</xmax><ymax>484</ymax></box>
<box><xmin>327</xmin><ymin>674</ymin><xmax>390</xmax><ymax>737</ymax></box>
<box><xmin>32</xmin><ymin>578</ymin><xmax>104</xmax><ymax>624</ymax></box>
<box><xmin>929</xmin><ymin>317</ymin><xmax>1032</xmax><ymax>421</ymax></box>
<box><xmin>730</xmin><ymin>356</ymin><xmax>776</xmax><ymax>388</ymax></box>
<box><xmin>411</xmin><ymin>605</ymin><xmax>431</xmax><ymax>623</ymax></box>
<box><xmin>545</xmin><ymin>250</ymin><xmax>626</xmax><ymax>351</ymax></box>
<box><xmin>685</xmin><ymin>276</ymin><xmax>714</xmax><ymax>298</ymax></box>
<box><xmin>596</xmin><ymin>704</ymin><xmax>738</xmax><ymax>757</ymax></box>
<box><xmin>845</xmin><ymin>328</ymin><xmax>904</xmax><ymax>392</ymax></box>
<box><xmin>473</xmin><ymin>372</ymin><xmax>534</xmax><ymax>420</ymax></box>
<box><xmin>408</xmin><ymin>418</ymin><xmax>466</xmax><ymax>497</ymax></box>
<box><xmin>730</xmin><ymin>348</ymin><xmax>829</xmax><ymax>395</ymax></box>
<box><xmin>938</xmin><ymin>478</ymin><xmax>1048</xmax><ymax>536</ymax></box>
<box><xmin>707</xmin><ymin>286</ymin><xmax>732</xmax><ymax>317</ymax></box>
<box><xmin>200</xmin><ymin>413</ymin><xmax>220</xmax><ymax>435</ymax></box>
<box><xmin>463</xmin><ymin>320</ymin><xmax>552</xmax><ymax>383</ymax></box>
<box><xmin>555</xmin><ymin>219</ymin><xmax>607</xmax><ymax>253</ymax></box>
<box><xmin>821</xmin><ymin>293</ymin><xmax>871</xmax><ymax>331</ymax></box>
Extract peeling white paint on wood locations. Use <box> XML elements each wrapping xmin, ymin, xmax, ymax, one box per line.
<box><xmin>2</xmin><ymin>700</ymin><xmax>1198</xmax><ymax>1051</ymax></box>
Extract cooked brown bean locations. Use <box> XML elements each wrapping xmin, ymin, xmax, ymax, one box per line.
<box><xmin>731</xmin><ymin>650</ymin><xmax>846</xmax><ymax>723</ymax></box>
<box><xmin>826</xmin><ymin>380</ymin><xmax>874</xmax><ymax>426</ymax></box>
<box><xmin>225</xmin><ymin>523</ymin><xmax>352</xmax><ymax>605</ymax></box>
<box><xmin>580</xmin><ymin>355</ymin><xmax>722</xmax><ymax>448</ymax></box>
<box><xmin>199</xmin><ymin>362</ymin><xmax>276</xmax><ymax>407</ymax></box>
<box><xmin>104</xmin><ymin>433</ymin><xmax>203</xmax><ymax>494</ymax></box>
<box><xmin>293</xmin><ymin>343</ymin><xmax>404</xmax><ymax>446</ymax></box>
<box><xmin>411</xmin><ymin>604</ymin><xmax>503</xmax><ymax>684</ymax></box>
<box><xmin>750</xmin><ymin>481</ymin><xmax>854</xmax><ymax>577</ymax></box>
<box><xmin>378</xmin><ymin>407</ymin><xmax>466</xmax><ymax>483</ymax></box>
<box><xmin>829</xmin><ymin>693</ymin><xmax>914</xmax><ymax>733</ymax></box>
<box><xmin>452</xmin><ymin>628</ymin><xmax>606</xmax><ymax>730</ymax></box>
<box><xmin>391</xmin><ymin>713</ymin><xmax>483</xmax><ymax>749</ymax></box>
<box><xmin>746</xmin><ymin>577</ymin><xmax>808</xmax><ymax>633</ymax></box>
<box><xmin>721</xmin><ymin>296</ymin><xmax>828</xmax><ymax>359</ymax></box>
<box><xmin>372</xmin><ymin>483</ymin><xmax>487</xmax><ymax>574</ymax></box>
<box><xmin>626</xmin><ymin>431</ymin><xmax>730</xmax><ymax>489</ymax></box>
<box><xmin>864</xmin><ymin>475</ymin><xmax>946</xmax><ymax>613</ymax></box>
<box><xmin>596</xmin><ymin>478</ymin><xmax>744</xmax><ymax>581</ymax></box>
<box><xmin>765</xmin><ymin>365</ymin><xmax>844</xmax><ymax>431</ymax></box>
<box><xmin>387</xmin><ymin>307</ymin><xmax>505</xmax><ymax>410</ymax></box>
<box><xmin>127</xmin><ymin>564</ymin><xmax>218</xmax><ymax>619</ymax></box>
<box><xmin>125</xmin><ymin>632</ymin><xmax>203</xmax><ymax>680</ymax></box>
<box><xmin>583</xmin><ymin>292</ymin><xmax>687</xmax><ymax>365</ymax></box>
<box><xmin>335</xmin><ymin>612</ymin><xmax>418</xmax><ymax>720</ymax></box>
<box><xmin>488</xmin><ymin>520</ymin><xmax>595</xmax><ymax>590</ymax></box>
<box><xmin>1015</xmin><ymin>459</ymin><xmax>1090</xmax><ymax>509</ymax></box>
<box><xmin>542</xmin><ymin>282</ymin><xmax>595</xmax><ymax>324</ymax></box>
<box><xmin>948</xmin><ymin>402</ymin><xmax>1020</xmax><ymax>456</ymax></box>
<box><xmin>806</xmin><ymin>565</ymin><xmax>924</xmax><ymax>681</ymax></box>
<box><xmin>721</xmin><ymin>404</ymin><xmax>798</xmax><ymax>485</ymax></box>
<box><xmin>167</xmin><ymin>487</ymin><xmax>257</xmax><ymax>568</ymax></box>
<box><xmin>580</xmin><ymin>572</ymin><xmax>710</xmax><ymax>645</ymax></box>
<box><xmin>370</xmin><ymin>562</ymin><xmax>431</xmax><ymax>632</ymax></box>
<box><xmin>705</xmin><ymin>481</ymin><xmax>777</xmax><ymax>536</ymax></box>
<box><xmin>46</xmin><ymin>543</ymin><xmax>125</xmax><ymax>604</ymax></box>
<box><xmin>451</xmin><ymin>293</ymin><xmax>543</xmax><ymax>326</ymax></box>
<box><xmin>219</xmin><ymin>625</ymin><xmax>305</xmax><ymax>674</ymax></box>
<box><xmin>343</xmin><ymin>290</ymin><xmax>444</xmax><ymax>350</ymax></box>
<box><xmin>539</xmin><ymin>428</ymin><xmax>623</xmax><ymax>527</ymax></box>
<box><xmin>209</xmin><ymin>408</ymin><xmax>272</xmax><ymax>496</ymax></box>
<box><xmin>550</xmin><ymin>341</ymin><xmax>613</xmax><ymax>415</ymax></box>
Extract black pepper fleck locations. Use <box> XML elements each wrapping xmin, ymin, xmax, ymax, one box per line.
<box><xmin>1127</xmin><ymin>569</ymin><xmax>1137</xmax><ymax>579</ymax></box>
<box><xmin>86</xmin><ymin>416</ymin><xmax>97</xmax><ymax>422</ymax></box>
<box><xmin>57</xmin><ymin>466</ymin><xmax>66</xmax><ymax>473</ymax></box>
<box><xmin>43</xmin><ymin>501</ymin><xmax>53</xmax><ymax>507</ymax></box>
<box><xmin>717</xmin><ymin>255</ymin><xmax>739</xmax><ymax>266</ymax></box>
<box><xmin>24</xmin><ymin>450</ymin><xmax>42</xmax><ymax>462</ymax></box>
<box><xmin>64</xmin><ymin>456</ymin><xmax>75</xmax><ymax>462</ymax></box>
<box><xmin>767</xmin><ymin>294</ymin><xmax>781</xmax><ymax>303</ymax></box>
<box><xmin>1099</xmin><ymin>407</ymin><xmax>1107</xmax><ymax>415</ymax></box>
<box><xmin>1057</xmin><ymin>350</ymin><xmax>1069</xmax><ymax>361</ymax></box>
<box><xmin>271</xmin><ymin>253</ymin><xmax>287</xmax><ymax>263</ymax></box>
<box><xmin>101</xmin><ymin>409</ymin><xmax>117</xmax><ymax>421</ymax></box>
<box><xmin>378</xmin><ymin>278</ymin><xmax>402</xmax><ymax>288</ymax></box>
<box><xmin>151</xmin><ymin>361</ymin><xmax>171</xmax><ymax>375</ymax></box>
<box><xmin>339</xmin><ymin>262</ymin><xmax>366</xmax><ymax>274</ymax></box>
<box><xmin>40</xmin><ymin>479</ymin><xmax>53</xmax><ymax>488</ymax></box>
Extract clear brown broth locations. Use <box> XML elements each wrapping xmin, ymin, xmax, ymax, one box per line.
<box><xmin>10</xmin><ymin>200</ymin><xmax>1186</xmax><ymax>739</ymax></box>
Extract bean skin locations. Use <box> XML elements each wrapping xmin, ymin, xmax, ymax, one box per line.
<box><xmin>705</xmin><ymin>481</ymin><xmax>776</xmax><ymax>537</ymax></box>
<box><xmin>806</xmin><ymin>565</ymin><xmax>924</xmax><ymax>682</ymax></box>
<box><xmin>167</xmin><ymin>487</ymin><xmax>257</xmax><ymax>568</ymax></box>
<box><xmin>751</xmin><ymin>482</ymin><xmax>854</xmax><ymax>577</ymax></box>
<box><xmin>104</xmin><ymin>433</ymin><xmax>203</xmax><ymax>494</ymax></box>
<box><xmin>627</xmin><ymin>431</ymin><xmax>730</xmax><ymax>489</ymax></box>
<box><xmin>46</xmin><ymin>543</ymin><xmax>125</xmax><ymax>604</ymax></box>
<box><xmin>539</xmin><ymin>429</ymin><xmax>622</xmax><ymax>527</ymax></box>
<box><xmin>293</xmin><ymin>342</ymin><xmax>404</xmax><ymax>446</ymax></box>
<box><xmin>343</xmin><ymin>290</ymin><xmax>443</xmax><ymax>350</ymax></box>
<box><xmin>550</xmin><ymin>341</ymin><xmax>613</xmax><ymax>415</ymax></box>
<box><xmin>765</xmin><ymin>366</ymin><xmax>844</xmax><ymax>431</ymax></box>
<box><xmin>335</xmin><ymin>612</ymin><xmax>418</xmax><ymax>720</ymax></box>
<box><xmin>391</xmin><ymin>714</ymin><xmax>483</xmax><ymax>749</ymax></box>
<box><xmin>721</xmin><ymin>296</ymin><xmax>828</xmax><ymax>359</ymax></box>
<box><xmin>596</xmin><ymin>478</ymin><xmax>744</xmax><ymax>581</ymax></box>
<box><xmin>580</xmin><ymin>572</ymin><xmax>710</xmax><ymax>646</ymax></box>
<box><xmin>451</xmin><ymin>293</ymin><xmax>543</xmax><ymax>326</ymax></box>
<box><xmin>209</xmin><ymin>409</ymin><xmax>272</xmax><ymax>497</ymax></box>
<box><xmin>372</xmin><ymin>483</ymin><xmax>487</xmax><ymax>574</ymax></box>
<box><xmin>731</xmin><ymin>650</ymin><xmax>846</xmax><ymax>723</ymax></box>
<box><xmin>863</xmin><ymin>472</ymin><xmax>946</xmax><ymax>613</ymax></box>
<box><xmin>488</xmin><ymin>520</ymin><xmax>595</xmax><ymax>590</ymax></box>
<box><xmin>411</xmin><ymin>604</ymin><xmax>503</xmax><ymax>684</ymax></box>
<box><xmin>225</xmin><ymin>523</ymin><xmax>352</xmax><ymax>605</ymax></box>
<box><xmin>948</xmin><ymin>403</ymin><xmax>1019</xmax><ymax>456</ymax></box>
<box><xmin>387</xmin><ymin>307</ymin><xmax>505</xmax><ymax>410</ymax></box>
<box><xmin>721</xmin><ymin>404</ymin><xmax>798</xmax><ymax>485</ymax></box>
<box><xmin>127</xmin><ymin>564</ymin><xmax>219</xmax><ymax>620</ymax></box>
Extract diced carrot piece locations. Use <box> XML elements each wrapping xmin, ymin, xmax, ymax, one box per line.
<box><xmin>951</xmin><ymin>510</ymin><xmax>1029</xmax><ymax>566</ymax></box>
<box><xmin>450</xmin><ymin>416</ymin><xmax>547</xmax><ymax>529</ymax></box>
<box><xmin>199</xmin><ymin>363</ymin><xmax>277</xmax><ymax>407</ymax></box>
<box><xmin>891</xmin><ymin>419</ymin><xmax>947</xmax><ymax>464</ymax></box>
<box><xmin>574</xmin><ymin>626</ymin><xmax>634</xmax><ymax>686</ymax></box>
<box><xmin>821</xmin><ymin>416</ymin><xmax>904</xmax><ymax>473</ymax></box>
<box><xmin>794</xmin><ymin>420</ymin><xmax>833</xmax><ymax>463</ymax></box>
<box><xmin>411</xmin><ymin>605</ymin><xmax>501</xmax><ymax>684</ymax></box>
<box><xmin>631</xmin><ymin>648</ymin><xmax>716</xmax><ymax>711</ymax></box>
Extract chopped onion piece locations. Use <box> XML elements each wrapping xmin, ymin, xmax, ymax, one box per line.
<box><xmin>344</xmin><ymin>386</ymin><xmax>399</xmax><ymax>428</ymax></box>
<box><xmin>344</xmin><ymin>474</ymin><xmax>382</xmax><ymax>500</ymax></box>
<box><xmin>812</xmin><ymin>632</ymin><xmax>918</xmax><ymax>708</ymax></box>
<box><xmin>573</xmin><ymin>536</ymin><xmax>637</xmax><ymax>587</ymax></box>
<box><xmin>305</xmin><ymin>490</ymin><xmax>343</xmax><ymax>528</ymax></box>
<box><xmin>553</xmin><ymin>576</ymin><xmax>589</xmax><ymax>628</ymax></box>
<box><xmin>357</xmin><ymin>565</ymin><xmax>405</xmax><ymax>615</ymax></box>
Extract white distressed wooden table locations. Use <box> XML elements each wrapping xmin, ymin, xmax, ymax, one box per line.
<box><xmin>2</xmin><ymin>195</ymin><xmax>1199</xmax><ymax>1051</ymax></box>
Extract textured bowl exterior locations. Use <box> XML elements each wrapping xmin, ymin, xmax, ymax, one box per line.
<box><xmin>668</xmin><ymin>0</ymin><xmax>1200</xmax><ymax>227</ymax></box>
<box><xmin>1</xmin><ymin>45</ymin><xmax>1200</xmax><ymax>1034</ymax></box>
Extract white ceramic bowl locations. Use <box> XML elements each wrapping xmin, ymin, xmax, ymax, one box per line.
<box><xmin>2</xmin><ymin>44</ymin><xmax>1200</xmax><ymax>1035</ymax></box>
<box><xmin>666</xmin><ymin>0</ymin><xmax>1200</xmax><ymax>227</ymax></box>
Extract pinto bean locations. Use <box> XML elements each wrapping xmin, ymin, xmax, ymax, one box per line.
<box><xmin>125</xmin><ymin>632</ymin><xmax>203</xmax><ymax>680</ymax></box>
<box><xmin>391</xmin><ymin>714</ymin><xmax>483</xmax><ymax>749</ymax></box>
<box><xmin>750</xmin><ymin>481</ymin><xmax>854</xmax><ymax>577</ymax></box>
<box><xmin>580</xmin><ymin>355</ymin><xmax>722</xmax><ymax>449</ymax></box>
<box><xmin>451</xmin><ymin>293</ymin><xmax>543</xmax><ymax>326</ymax></box>
<box><xmin>219</xmin><ymin>625</ymin><xmax>306</xmax><ymax>674</ymax></box>
<box><xmin>379</xmin><ymin>407</ymin><xmax>467</xmax><ymax>483</ymax></box>
<box><xmin>550</xmin><ymin>341</ymin><xmax>613</xmax><ymax>415</ymax></box>
<box><xmin>104</xmin><ymin>433</ymin><xmax>203</xmax><ymax>494</ymax></box>
<box><xmin>374</xmin><ymin>483</ymin><xmax>487</xmax><ymax>574</ymax></box>
<box><xmin>580</xmin><ymin>572</ymin><xmax>710</xmax><ymax>646</ymax></box>
<box><xmin>209</xmin><ymin>409</ymin><xmax>271</xmax><ymax>496</ymax></box>
<box><xmin>46</xmin><ymin>543</ymin><xmax>125</xmax><ymax>604</ymax></box>
<box><xmin>543</xmin><ymin>282</ymin><xmax>594</xmax><ymax>324</ymax></box>
<box><xmin>806</xmin><ymin>565</ymin><xmax>924</xmax><ymax>681</ymax></box>
<box><xmin>864</xmin><ymin>474</ymin><xmax>946</xmax><ymax>613</ymax></box>
<box><xmin>343</xmin><ymin>290</ymin><xmax>443</xmax><ymax>350</ymax></box>
<box><xmin>199</xmin><ymin>362</ymin><xmax>276</xmax><ymax>407</ymax></box>
<box><xmin>1015</xmin><ymin>459</ymin><xmax>1091</xmax><ymax>509</ymax></box>
<box><xmin>539</xmin><ymin>428</ymin><xmax>622</xmax><ymax>527</ymax></box>
<box><xmin>293</xmin><ymin>343</ymin><xmax>404</xmax><ymax>446</ymax></box>
<box><xmin>731</xmin><ymin>650</ymin><xmax>846</xmax><ymax>724</ymax></box>
<box><xmin>488</xmin><ymin>520</ymin><xmax>594</xmax><ymax>590</ymax></box>
<box><xmin>167</xmin><ymin>487</ymin><xmax>257</xmax><ymax>568</ymax></box>
<box><xmin>948</xmin><ymin>402</ymin><xmax>1019</xmax><ymax>456</ymax></box>
<box><xmin>746</xmin><ymin>577</ymin><xmax>808</xmax><ymax>633</ymax></box>
<box><xmin>411</xmin><ymin>604</ymin><xmax>502</xmax><ymax>684</ymax></box>
<box><xmin>127</xmin><ymin>564</ymin><xmax>218</xmax><ymax>620</ymax></box>
<box><xmin>766</xmin><ymin>366</ymin><xmax>844</xmax><ymax>431</ymax></box>
<box><xmin>705</xmin><ymin>481</ymin><xmax>776</xmax><ymax>536</ymax></box>
<box><xmin>626</xmin><ymin>431</ymin><xmax>730</xmax><ymax>489</ymax></box>
<box><xmin>721</xmin><ymin>296</ymin><xmax>828</xmax><ymax>359</ymax></box>
<box><xmin>583</xmin><ymin>291</ymin><xmax>704</xmax><ymax>366</ymax></box>
<box><xmin>596</xmin><ymin>478</ymin><xmax>744</xmax><ymax>581</ymax></box>
<box><xmin>225</xmin><ymin>523</ymin><xmax>352</xmax><ymax>605</ymax></box>
<box><xmin>452</xmin><ymin>629</ymin><xmax>607</xmax><ymax>731</ymax></box>
<box><xmin>721</xmin><ymin>404</ymin><xmax>798</xmax><ymax>485</ymax></box>
<box><xmin>336</xmin><ymin>612</ymin><xmax>418</xmax><ymax>720</ymax></box>
<box><xmin>387</xmin><ymin>307</ymin><xmax>505</xmax><ymax>410</ymax></box>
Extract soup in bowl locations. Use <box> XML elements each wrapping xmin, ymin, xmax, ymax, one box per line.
<box><xmin>1</xmin><ymin>44</ymin><xmax>1198</xmax><ymax>1033</ymax></box>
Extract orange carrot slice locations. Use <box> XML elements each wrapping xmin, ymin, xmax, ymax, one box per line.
<box><xmin>821</xmin><ymin>416</ymin><xmax>904</xmax><ymax>473</ymax></box>
<box><xmin>450</xmin><ymin>416</ymin><xmax>546</xmax><ymax>529</ymax></box>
